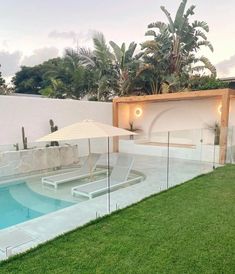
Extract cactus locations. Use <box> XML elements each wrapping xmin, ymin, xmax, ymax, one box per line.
<box><xmin>49</xmin><ymin>119</ymin><xmax>59</xmax><ymax>146</ymax></box>
<box><xmin>21</xmin><ymin>126</ymin><xmax>28</xmax><ymax>149</ymax></box>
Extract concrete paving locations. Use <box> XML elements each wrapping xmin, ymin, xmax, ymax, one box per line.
<box><xmin>0</xmin><ymin>153</ymin><xmax>216</xmax><ymax>260</ymax></box>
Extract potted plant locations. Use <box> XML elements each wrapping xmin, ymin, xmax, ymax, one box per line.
<box><xmin>126</xmin><ymin>122</ymin><xmax>140</xmax><ymax>140</ymax></box>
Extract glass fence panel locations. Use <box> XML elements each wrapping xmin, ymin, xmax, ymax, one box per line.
<box><xmin>168</xmin><ymin>128</ymin><xmax>206</xmax><ymax>188</ymax></box>
<box><xmin>231</xmin><ymin>126</ymin><xmax>235</xmax><ymax>163</ymax></box>
<box><xmin>200</xmin><ymin>127</ymin><xmax>218</xmax><ymax>169</ymax></box>
<box><xmin>226</xmin><ymin>126</ymin><xmax>235</xmax><ymax>164</ymax></box>
<box><xmin>111</xmin><ymin>131</ymin><xmax>169</xmax><ymax>213</ymax></box>
<box><xmin>1</xmin><ymin>125</ymin><xmax>230</xmax><ymax>238</ymax></box>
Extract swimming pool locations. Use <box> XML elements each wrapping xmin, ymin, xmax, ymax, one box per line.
<box><xmin>0</xmin><ymin>181</ymin><xmax>75</xmax><ymax>229</ymax></box>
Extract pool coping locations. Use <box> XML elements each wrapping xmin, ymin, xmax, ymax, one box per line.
<box><xmin>0</xmin><ymin>154</ymin><xmax>216</xmax><ymax>260</ymax></box>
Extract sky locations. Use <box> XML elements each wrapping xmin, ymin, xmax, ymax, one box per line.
<box><xmin>0</xmin><ymin>0</ymin><xmax>235</xmax><ymax>82</ymax></box>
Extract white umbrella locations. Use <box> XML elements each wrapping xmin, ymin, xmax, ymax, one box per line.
<box><xmin>37</xmin><ymin>120</ymin><xmax>136</xmax><ymax>151</ymax></box>
<box><xmin>36</xmin><ymin>120</ymin><xmax>136</xmax><ymax>212</ymax></box>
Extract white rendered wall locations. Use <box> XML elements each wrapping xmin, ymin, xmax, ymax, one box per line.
<box><xmin>1</xmin><ymin>95</ymin><xmax>234</xmax><ymax>156</ymax></box>
<box><xmin>118</xmin><ymin>98</ymin><xmax>224</xmax><ymax>144</ymax></box>
<box><xmin>0</xmin><ymin>96</ymin><xmax>112</xmax><ymax>156</ymax></box>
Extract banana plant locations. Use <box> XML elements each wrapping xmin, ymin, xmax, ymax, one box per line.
<box><xmin>142</xmin><ymin>0</ymin><xmax>216</xmax><ymax>93</ymax></box>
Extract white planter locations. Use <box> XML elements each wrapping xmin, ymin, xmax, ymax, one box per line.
<box><xmin>0</xmin><ymin>145</ymin><xmax>79</xmax><ymax>178</ymax></box>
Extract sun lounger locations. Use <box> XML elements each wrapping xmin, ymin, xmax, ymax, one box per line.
<box><xmin>71</xmin><ymin>154</ymin><xmax>142</xmax><ymax>199</ymax></box>
<box><xmin>42</xmin><ymin>153</ymin><xmax>102</xmax><ymax>189</ymax></box>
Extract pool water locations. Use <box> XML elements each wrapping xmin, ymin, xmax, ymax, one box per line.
<box><xmin>0</xmin><ymin>182</ymin><xmax>74</xmax><ymax>229</ymax></box>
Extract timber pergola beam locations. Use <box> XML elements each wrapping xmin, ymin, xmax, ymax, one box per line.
<box><xmin>113</xmin><ymin>88</ymin><xmax>235</xmax><ymax>164</ymax></box>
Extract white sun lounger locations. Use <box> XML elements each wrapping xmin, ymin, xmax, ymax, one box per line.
<box><xmin>71</xmin><ymin>154</ymin><xmax>142</xmax><ymax>199</ymax></box>
<box><xmin>42</xmin><ymin>153</ymin><xmax>102</xmax><ymax>189</ymax></box>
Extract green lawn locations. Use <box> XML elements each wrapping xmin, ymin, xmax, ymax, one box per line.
<box><xmin>1</xmin><ymin>165</ymin><xmax>235</xmax><ymax>274</ymax></box>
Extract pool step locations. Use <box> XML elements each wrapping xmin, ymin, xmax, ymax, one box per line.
<box><xmin>9</xmin><ymin>183</ymin><xmax>73</xmax><ymax>214</ymax></box>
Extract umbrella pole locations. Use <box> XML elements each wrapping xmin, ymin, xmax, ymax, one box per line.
<box><xmin>88</xmin><ymin>138</ymin><xmax>91</xmax><ymax>155</ymax></box>
<box><xmin>107</xmin><ymin>137</ymin><xmax>111</xmax><ymax>213</ymax></box>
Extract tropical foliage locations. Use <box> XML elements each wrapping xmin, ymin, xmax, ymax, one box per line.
<box><xmin>0</xmin><ymin>69</ymin><xmax>5</xmax><ymax>87</ymax></box>
<box><xmin>0</xmin><ymin>66</ymin><xmax>13</xmax><ymax>95</ymax></box>
<box><xmin>11</xmin><ymin>0</ymin><xmax>222</xmax><ymax>101</ymax></box>
<box><xmin>140</xmin><ymin>0</ymin><xmax>216</xmax><ymax>93</ymax></box>
<box><xmin>189</xmin><ymin>76</ymin><xmax>228</xmax><ymax>91</ymax></box>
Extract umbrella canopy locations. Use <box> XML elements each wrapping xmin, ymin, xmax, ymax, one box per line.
<box><xmin>36</xmin><ymin>120</ymin><xmax>136</xmax><ymax>214</ymax></box>
<box><xmin>36</xmin><ymin>120</ymin><xmax>136</xmax><ymax>142</ymax></box>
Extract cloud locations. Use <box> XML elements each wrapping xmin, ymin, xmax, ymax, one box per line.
<box><xmin>49</xmin><ymin>30</ymin><xmax>77</xmax><ymax>41</ymax></box>
<box><xmin>216</xmin><ymin>54</ymin><xmax>235</xmax><ymax>76</ymax></box>
<box><xmin>48</xmin><ymin>30</ymin><xmax>94</xmax><ymax>44</ymax></box>
<box><xmin>2</xmin><ymin>40</ymin><xmax>10</xmax><ymax>49</ymax></box>
<box><xmin>0</xmin><ymin>47</ymin><xmax>60</xmax><ymax>79</ymax></box>
<box><xmin>21</xmin><ymin>47</ymin><xmax>59</xmax><ymax>67</ymax></box>
<box><xmin>0</xmin><ymin>50</ymin><xmax>22</xmax><ymax>77</ymax></box>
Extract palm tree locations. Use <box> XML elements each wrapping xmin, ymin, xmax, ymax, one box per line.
<box><xmin>40</xmin><ymin>78</ymin><xmax>67</xmax><ymax>99</ymax></box>
<box><xmin>79</xmin><ymin>32</ymin><xmax>118</xmax><ymax>101</ymax></box>
<box><xmin>41</xmin><ymin>51</ymin><xmax>91</xmax><ymax>99</ymax></box>
<box><xmin>64</xmin><ymin>48</ymin><xmax>81</xmax><ymax>74</ymax></box>
<box><xmin>109</xmin><ymin>41</ymin><xmax>139</xmax><ymax>96</ymax></box>
<box><xmin>40</xmin><ymin>58</ymin><xmax>74</xmax><ymax>96</ymax></box>
<box><xmin>0</xmin><ymin>66</ymin><xmax>5</xmax><ymax>87</ymax></box>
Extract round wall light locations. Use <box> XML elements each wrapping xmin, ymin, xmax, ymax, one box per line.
<box><xmin>218</xmin><ymin>104</ymin><xmax>222</xmax><ymax>115</ymax></box>
<box><xmin>135</xmin><ymin>107</ymin><xmax>143</xmax><ymax>118</ymax></box>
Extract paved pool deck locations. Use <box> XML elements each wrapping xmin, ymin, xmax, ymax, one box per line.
<box><xmin>0</xmin><ymin>153</ymin><xmax>216</xmax><ymax>260</ymax></box>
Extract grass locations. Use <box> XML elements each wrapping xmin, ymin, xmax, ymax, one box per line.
<box><xmin>0</xmin><ymin>165</ymin><xmax>235</xmax><ymax>274</ymax></box>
